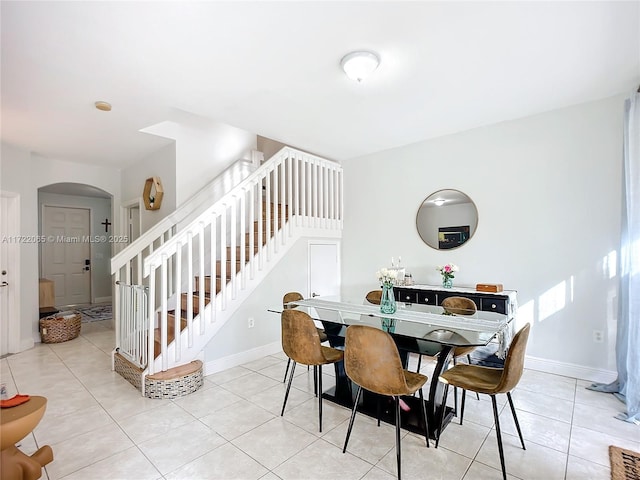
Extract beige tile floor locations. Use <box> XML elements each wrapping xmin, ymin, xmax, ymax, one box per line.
<box><xmin>2</xmin><ymin>319</ymin><xmax>638</xmax><ymax>480</ymax></box>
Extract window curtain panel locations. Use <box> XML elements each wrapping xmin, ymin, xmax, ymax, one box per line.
<box><xmin>587</xmin><ymin>91</ymin><xmax>640</xmax><ymax>425</ymax></box>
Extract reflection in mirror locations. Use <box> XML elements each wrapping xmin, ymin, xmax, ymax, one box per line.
<box><xmin>416</xmin><ymin>189</ymin><xmax>478</xmax><ymax>250</ymax></box>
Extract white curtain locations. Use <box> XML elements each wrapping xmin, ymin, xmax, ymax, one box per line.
<box><xmin>587</xmin><ymin>91</ymin><xmax>640</xmax><ymax>425</ymax></box>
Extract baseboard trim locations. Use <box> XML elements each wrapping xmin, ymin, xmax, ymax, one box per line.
<box><xmin>203</xmin><ymin>341</ymin><xmax>282</xmax><ymax>376</ymax></box>
<box><xmin>525</xmin><ymin>354</ymin><xmax>617</xmax><ymax>384</ymax></box>
<box><xmin>94</xmin><ymin>296</ymin><xmax>112</xmax><ymax>304</ymax></box>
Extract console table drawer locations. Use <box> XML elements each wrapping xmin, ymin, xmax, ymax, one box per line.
<box><xmin>415</xmin><ymin>291</ymin><xmax>437</xmax><ymax>306</ymax></box>
<box><xmin>480</xmin><ymin>298</ymin><xmax>507</xmax><ymax>315</ymax></box>
<box><xmin>395</xmin><ymin>288</ymin><xmax>417</xmax><ymax>303</ymax></box>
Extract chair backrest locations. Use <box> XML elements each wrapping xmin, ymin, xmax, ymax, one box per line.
<box><xmin>344</xmin><ymin>325</ymin><xmax>409</xmax><ymax>396</ymax></box>
<box><xmin>494</xmin><ymin>323</ymin><xmax>531</xmax><ymax>394</ymax></box>
<box><xmin>283</xmin><ymin>291</ymin><xmax>304</xmax><ymax>308</ymax></box>
<box><xmin>281</xmin><ymin>309</ymin><xmax>326</xmax><ymax>365</ymax></box>
<box><xmin>441</xmin><ymin>296</ymin><xmax>477</xmax><ymax>316</ymax></box>
<box><xmin>365</xmin><ymin>290</ymin><xmax>382</xmax><ymax>305</ymax></box>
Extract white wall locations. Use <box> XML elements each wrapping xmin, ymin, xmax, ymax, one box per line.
<box><xmin>0</xmin><ymin>143</ymin><xmax>121</xmax><ymax>347</ymax></box>
<box><xmin>203</xmin><ymin>238</ymin><xmax>310</xmax><ymax>362</ymax></box>
<box><xmin>341</xmin><ymin>95</ymin><xmax>625</xmax><ymax>378</ymax></box>
<box><xmin>120</xmin><ymin>142</ymin><xmax>177</xmax><ymax>233</ymax></box>
<box><xmin>141</xmin><ymin>113</ymin><xmax>257</xmax><ymax>207</ymax></box>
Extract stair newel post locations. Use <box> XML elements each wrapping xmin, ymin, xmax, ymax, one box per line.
<box><xmin>248</xmin><ymin>185</ymin><xmax>255</xmax><ymax>280</ymax></box>
<box><xmin>186</xmin><ymin>231</ymin><xmax>194</xmax><ymax>346</ymax></box>
<box><xmin>239</xmin><ymin>191</ymin><xmax>246</xmax><ymax>290</ymax></box>
<box><xmin>174</xmin><ymin>242</ymin><xmax>182</xmax><ymax>358</ymax></box>
<box><xmin>229</xmin><ymin>199</ymin><xmax>237</xmax><ymax>299</ymax></box>
<box><xmin>146</xmin><ymin>264</ymin><xmax>156</xmax><ymax>376</ymax></box>
<box><xmin>220</xmin><ymin>207</ymin><xmax>227</xmax><ymax>310</ymax></box>
<box><xmin>161</xmin><ymin>253</ymin><xmax>168</xmax><ymax>372</ymax></box>
<box><xmin>198</xmin><ymin>222</ymin><xmax>205</xmax><ymax>335</ymax></box>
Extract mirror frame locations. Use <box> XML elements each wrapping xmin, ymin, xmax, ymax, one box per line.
<box><xmin>416</xmin><ymin>189</ymin><xmax>479</xmax><ymax>250</ymax></box>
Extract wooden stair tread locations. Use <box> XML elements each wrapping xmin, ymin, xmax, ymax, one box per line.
<box><xmin>146</xmin><ymin>360</ymin><xmax>203</xmax><ymax>380</ymax></box>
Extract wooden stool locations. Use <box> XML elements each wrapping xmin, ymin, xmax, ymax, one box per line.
<box><xmin>0</xmin><ymin>396</ymin><xmax>53</xmax><ymax>480</ymax></box>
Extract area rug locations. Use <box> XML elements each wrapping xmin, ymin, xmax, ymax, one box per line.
<box><xmin>610</xmin><ymin>445</ymin><xmax>640</xmax><ymax>480</ymax></box>
<box><xmin>76</xmin><ymin>304</ymin><xmax>112</xmax><ymax>323</ymax></box>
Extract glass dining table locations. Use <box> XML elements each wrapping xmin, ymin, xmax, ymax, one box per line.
<box><xmin>269</xmin><ymin>296</ymin><xmax>512</xmax><ymax>439</ymax></box>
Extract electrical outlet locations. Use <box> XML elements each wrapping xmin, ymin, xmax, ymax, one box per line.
<box><xmin>248</xmin><ymin>317</ymin><xmax>255</xmax><ymax>328</ymax></box>
<box><xmin>593</xmin><ymin>330</ymin><xmax>603</xmax><ymax>343</ymax></box>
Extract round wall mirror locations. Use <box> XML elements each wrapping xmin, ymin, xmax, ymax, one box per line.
<box><xmin>416</xmin><ymin>189</ymin><xmax>478</xmax><ymax>250</ymax></box>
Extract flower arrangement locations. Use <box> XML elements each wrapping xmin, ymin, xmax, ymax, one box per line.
<box><xmin>436</xmin><ymin>263</ymin><xmax>458</xmax><ymax>281</ymax></box>
<box><xmin>376</xmin><ymin>268</ymin><xmax>398</xmax><ymax>286</ymax></box>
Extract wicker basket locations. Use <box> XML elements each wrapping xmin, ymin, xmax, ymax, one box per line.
<box><xmin>39</xmin><ymin>311</ymin><xmax>81</xmax><ymax>343</ymax></box>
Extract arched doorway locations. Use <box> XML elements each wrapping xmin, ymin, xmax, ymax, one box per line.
<box><xmin>38</xmin><ymin>183</ymin><xmax>113</xmax><ymax>308</ymax></box>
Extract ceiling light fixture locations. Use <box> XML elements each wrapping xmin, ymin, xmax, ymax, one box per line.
<box><xmin>94</xmin><ymin>101</ymin><xmax>112</xmax><ymax>112</ymax></box>
<box><xmin>340</xmin><ymin>51</ymin><xmax>380</xmax><ymax>83</ymax></box>
<box><xmin>433</xmin><ymin>199</ymin><xmax>446</xmax><ymax>206</ymax></box>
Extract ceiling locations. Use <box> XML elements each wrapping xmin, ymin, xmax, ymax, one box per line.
<box><xmin>2</xmin><ymin>1</ymin><xmax>639</xmax><ymax>169</ymax></box>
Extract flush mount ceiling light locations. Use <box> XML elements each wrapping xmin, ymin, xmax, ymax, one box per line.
<box><xmin>94</xmin><ymin>101</ymin><xmax>112</xmax><ymax>112</ymax></box>
<box><xmin>340</xmin><ymin>51</ymin><xmax>380</xmax><ymax>82</ymax></box>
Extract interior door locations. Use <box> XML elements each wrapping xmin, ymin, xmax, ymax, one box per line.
<box><xmin>127</xmin><ymin>205</ymin><xmax>140</xmax><ymax>243</ymax></box>
<box><xmin>308</xmin><ymin>241</ymin><xmax>340</xmax><ymax>299</ymax></box>
<box><xmin>0</xmin><ymin>194</ymin><xmax>18</xmax><ymax>356</ymax></box>
<box><xmin>42</xmin><ymin>206</ymin><xmax>91</xmax><ymax>306</ymax></box>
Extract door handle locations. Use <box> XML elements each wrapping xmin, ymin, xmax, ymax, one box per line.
<box><xmin>312</xmin><ymin>292</ymin><xmax>319</xmax><ymax>297</ymax></box>
<box><xmin>0</xmin><ymin>281</ymin><xmax>8</xmax><ymax>287</ymax></box>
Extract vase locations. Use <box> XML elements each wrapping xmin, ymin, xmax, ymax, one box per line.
<box><xmin>381</xmin><ymin>317</ymin><xmax>396</xmax><ymax>333</ymax></box>
<box><xmin>442</xmin><ymin>276</ymin><xmax>453</xmax><ymax>289</ymax></box>
<box><xmin>380</xmin><ymin>283</ymin><xmax>397</xmax><ymax>314</ymax></box>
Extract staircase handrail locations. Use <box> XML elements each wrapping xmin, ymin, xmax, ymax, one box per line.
<box><xmin>111</xmin><ymin>158</ymin><xmax>255</xmax><ymax>277</ymax></box>
<box><xmin>143</xmin><ymin>146</ymin><xmax>339</xmax><ymax>276</ymax></box>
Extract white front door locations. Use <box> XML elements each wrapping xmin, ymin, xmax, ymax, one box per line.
<box><xmin>0</xmin><ymin>194</ymin><xmax>19</xmax><ymax>355</ymax></box>
<box><xmin>42</xmin><ymin>206</ymin><xmax>91</xmax><ymax>306</ymax></box>
<box><xmin>308</xmin><ymin>241</ymin><xmax>340</xmax><ymax>299</ymax></box>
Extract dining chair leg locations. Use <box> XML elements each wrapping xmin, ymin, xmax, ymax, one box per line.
<box><xmin>507</xmin><ymin>392</ymin><xmax>526</xmax><ymax>450</ymax></box>
<box><xmin>466</xmin><ymin>354</ymin><xmax>480</xmax><ymax>400</ymax></box>
<box><xmin>435</xmin><ymin>383</ymin><xmax>449</xmax><ymax>448</ymax></box>
<box><xmin>318</xmin><ymin>365</ymin><xmax>323</xmax><ymax>432</ymax></box>
<box><xmin>418</xmin><ymin>388</ymin><xmax>430</xmax><ymax>447</ymax></box>
<box><xmin>313</xmin><ymin>365</ymin><xmax>318</xmax><ymax>397</ymax></box>
<box><xmin>394</xmin><ymin>396</ymin><xmax>402</xmax><ymax>480</ymax></box>
<box><xmin>376</xmin><ymin>394</ymin><xmax>381</xmax><ymax>427</ymax></box>
<box><xmin>452</xmin><ymin>357</ymin><xmax>459</xmax><ymax>416</ymax></box>
<box><xmin>281</xmin><ymin>361</ymin><xmax>297</xmax><ymax>416</ymax></box>
<box><xmin>416</xmin><ymin>354</ymin><xmax>422</xmax><ymax>373</ymax></box>
<box><xmin>343</xmin><ymin>386</ymin><xmax>363</xmax><ymax>453</ymax></box>
<box><xmin>460</xmin><ymin>389</ymin><xmax>467</xmax><ymax>425</ymax></box>
<box><xmin>491</xmin><ymin>395</ymin><xmax>508</xmax><ymax>480</ymax></box>
<box><xmin>283</xmin><ymin>358</ymin><xmax>291</xmax><ymax>383</ymax></box>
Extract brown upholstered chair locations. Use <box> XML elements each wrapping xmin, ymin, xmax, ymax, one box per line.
<box><xmin>441</xmin><ymin>296</ymin><xmax>480</xmax><ymax>407</ymax></box>
<box><xmin>280</xmin><ymin>309</ymin><xmax>344</xmax><ymax>432</ymax></box>
<box><xmin>436</xmin><ymin>323</ymin><xmax>531</xmax><ymax>480</ymax></box>
<box><xmin>365</xmin><ymin>289</ymin><xmax>382</xmax><ymax>305</ymax></box>
<box><xmin>343</xmin><ymin>325</ymin><xmax>430</xmax><ymax>480</ymax></box>
<box><xmin>416</xmin><ymin>296</ymin><xmax>480</xmax><ymax>405</ymax></box>
<box><xmin>282</xmin><ymin>292</ymin><xmax>328</xmax><ymax>383</ymax></box>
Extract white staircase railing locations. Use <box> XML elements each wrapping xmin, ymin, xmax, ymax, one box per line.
<box><xmin>115</xmin><ymin>147</ymin><xmax>343</xmax><ymax>376</ymax></box>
